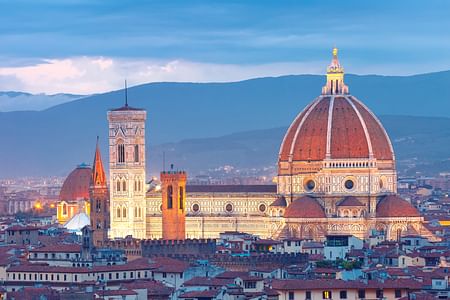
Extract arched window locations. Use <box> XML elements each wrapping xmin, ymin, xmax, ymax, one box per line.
<box><xmin>117</xmin><ymin>207</ymin><xmax>121</xmax><ymax>218</ymax></box>
<box><xmin>134</xmin><ymin>180</ymin><xmax>137</xmax><ymax>191</ymax></box>
<box><xmin>116</xmin><ymin>180</ymin><xmax>121</xmax><ymax>192</ymax></box>
<box><xmin>138</xmin><ymin>181</ymin><xmax>141</xmax><ymax>191</ymax></box>
<box><xmin>62</xmin><ymin>203</ymin><xmax>67</xmax><ymax>215</ymax></box>
<box><xmin>134</xmin><ymin>145</ymin><xmax>139</xmax><ymax>162</ymax></box>
<box><xmin>167</xmin><ymin>185</ymin><xmax>173</xmax><ymax>209</ymax></box>
<box><xmin>122</xmin><ymin>180</ymin><xmax>127</xmax><ymax>192</ymax></box>
<box><xmin>139</xmin><ymin>207</ymin><xmax>142</xmax><ymax>218</ymax></box>
<box><xmin>123</xmin><ymin>207</ymin><xmax>127</xmax><ymax>218</ymax></box>
<box><xmin>134</xmin><ymin>207</ymin><xmax>138</xmax><ymax>217</ymax></box>
<box><xmin>179</xmin><ymin>186</ymin><xmax>184</xmax><ymax>210</ymax></box>
<box><xmin>117</xmin><ymin>143</ymin><xmax>125</xmax><ymax>163</ymax></box>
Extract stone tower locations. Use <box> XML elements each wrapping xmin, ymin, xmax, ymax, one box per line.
<box><xmin>89</xmin><ymin>138</ymin><xmax>110</xmax><ymax>246</ymax></box>
<box><xmin>107</xmin><ymin>97</ymin><xmax>147</xmax><ymax>239</ymax></box>
<box><xmin>161</xmin><ymin>168</ymin><xmax>187</xmax><ymax>240</ymax></box>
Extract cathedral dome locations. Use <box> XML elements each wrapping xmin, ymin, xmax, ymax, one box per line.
<box><xmin>278</xmin><ymin>95</ymin><xmax>394</xmax><ymax>162</ymax></box>
<box><xmin>376</xmin><ymin>195</ymin><xmax>420</xmax><ymax>218</ymax></box>
<box><xmin>277</xmin><ymin>48</ymin><xmax>397</xmax><ymax>197</ymax></box>
<box><xmin>59</xmin><ymin>163</ymin><xmax>92</xmax><ymax>201</ymax></box>
<box><xmin>284</xmin><ymin>196</ymin><xmax>326</xmax><ymax>218</ymax></box>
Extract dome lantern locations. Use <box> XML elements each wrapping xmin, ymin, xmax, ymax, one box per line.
<box><xmin>322</xmin><ymin>47</ymin><xmax>349</xmax><ymax>95</ymax></box>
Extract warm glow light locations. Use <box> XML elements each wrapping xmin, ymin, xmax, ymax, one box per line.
<box><xmin>34</xmin><ymin>202</ymin><xmax>42</xmax><ymax>209</ymax></box>
<box><xmin>50</xmin><ymin>203</ymin><xmax>55</xmax><ymax>208</ymax></box>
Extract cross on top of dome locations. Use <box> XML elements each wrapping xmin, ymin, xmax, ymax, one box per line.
<box><xmin>322</xmin><ymin>47</ymin><xmax>349</xmax><ymax>95</ymax></box>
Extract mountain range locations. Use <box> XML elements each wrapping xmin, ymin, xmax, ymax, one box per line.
<box><xmin>0</xmin><ymin>71</ymin><xmax>450</xmax><ymax>178</ymax></box>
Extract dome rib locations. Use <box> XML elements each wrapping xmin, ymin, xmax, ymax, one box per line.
<box><xmin>278</xmin><ymin>99</ymin><xmax>317</xmax><ymax>161</ymax></box>
<box><xmin>349</xmin><ymin>96</ymin><xmax>395</xmax><ymax>160</ymax></box>
<box><xmin>288</xmin><ymin>97</ymin><xmax>323</xmax><ymax>160</ymax></box>
<box><xmin>344</xmin><ymin>96</ymin><xmax>374</xmax><ymax>158</ymax></box>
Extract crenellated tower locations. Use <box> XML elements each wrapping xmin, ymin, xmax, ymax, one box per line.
<box><xmin>107</xmin><ymin>93</ymin><xmax>147</xmax><ymax>239</ymax></box>
<box><xmin>161</xmin><ymin>167</ymin><xmax>187</xmax><ymax>240</ymax></box>
<box><xmin>89</xmin><ymin>137</ymin><xmax>110</xmax><ymax>246</ymax></box>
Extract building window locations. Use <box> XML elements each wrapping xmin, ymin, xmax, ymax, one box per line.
<box><xmin>74</xmin><ymin>275</ymin><xmax>78</xmax><ymax>281</ymax></box>
<box><xmin>122</xmin><ymin>180</ymin><xmax>127</xmax><ymax>191</ymax></box>
<box><xmin>167</xmin><ymin>186</ymin><xmax>173</xmax><ymax>209</ymax></box>
<box><xmin>134</xmin><ymin>145</ymin><xmax>139</xmax><ymax>162</ymax></box>
<box><xmin>116</xmin><ymin>273</ymin><xmax>119</xmax><ymax>279</ymax></box>
<box><xmin>163</xmin><ymin>272</ymin><xmax>167</xmax><ymax>278</ymax></box>
<box><xmin>323</xmin><ymin>291</ymin><xmax>332</xmax><ymax>299</ymax></box>
<box><xmin>116</xmin><ymin>180</ymin><xmax>121</xmax><ymax>192</ymax></box>
<box><xmin>179</xmin><ymin>187</ymin><xmax>184</xmax><ymax>210</ymax></box>
<box><xmin>306</xmin><ymin>291</ymin><xmax>311</xmax><ymax>300</ymax></box>
<box><xmin>259</xmin><ymin>203</ymin><xmax>267</xmax><ymax>212</ymax></box>
<box><xmin>376</xmin><ymin>289</ymin><xmax>383</xmax><ymax>299</ymax></box>
<box><xmin>395</xmin><ymin>289</ymin><xmax>402</xmax><ymax>298</ymax></box>
<box><xmin>340</xmin><ymin>290</ymin><xmax>347</xmax><ymax>299</ymax></box>
<box><xmin>117</xmin><ymin>207</ymin><xmax>121</xmax><ymax>218</ymax></box>
<box><xmin>289</xmin><ymin>292</ymin><xmax>294</xmax><ymax>300</ymax></box>
<box><xmin>123</xmin><ymin>207</ymin><xmax>127</xmax><ymax>218</ymax></box>
<box><xmin>244</xmin><ymin>281</ymin><xmax>256</xmax><ymax>289</ymax></box>
<box><xmin>118</xmin><ymin>143</ymin><xmax>125</xmax><ymax>163</ymax></box>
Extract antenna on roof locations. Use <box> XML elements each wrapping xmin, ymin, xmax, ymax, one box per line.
<box><xmin>125</xmin><ymin>79</ymin><xmax>128</xmax><ymax>107</ymax></box>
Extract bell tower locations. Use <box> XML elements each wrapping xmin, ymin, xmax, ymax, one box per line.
<box><xmin>161</xmin><ymin>167</ymin><xmax>187</xmax><ymax>240</ymax></box>
<box><xmin>89</xmin><ymin>137</ymin><xmax>110</xmax><ymax>246</ymax></box>
<box><xmin>107</xmin><ymin>88</ymin><xmax>147</xmax><ymax>239</ymax></box>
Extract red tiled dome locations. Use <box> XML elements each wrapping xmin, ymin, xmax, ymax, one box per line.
<box><xmin>284</xmin><ymin>196</ymin><xmax>326</xmax><ymax>218</ymax></box>
<box><xmin>338</xmin><ymin>196</ymin><xmax>365</xmax><ymax>207</ymax></box>
<box><xmin>59</xmin><ymin>164</ymin><xmax>92</xmax><ymax>201</ymax></box>
<box><xmin>376</xmin><ymin>195</ymin><xmax>420</xmax><ymax>218</ymax></box>
<box><xmin>279</xmin><ymin>95</ymin><xmax>394</xmax><ymax>162</ymax></box>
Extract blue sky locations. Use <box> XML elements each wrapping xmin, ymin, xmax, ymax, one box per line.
<box><xmin>1</xmin><ymin>0</ymin><xmax>450</xmax><ymax>94</ymax></box>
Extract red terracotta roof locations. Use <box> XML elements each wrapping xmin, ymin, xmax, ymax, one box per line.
<box><xmin>376</xmin><ymin>195</ymin><xmax>420</xmax><ymax>218</ymax></box>
<box><xmin>30</xmin><ymin>244</ymin><xmax>81</xmax><ymax>253</ymax></box>
<box><xmin>284</xmin><ymin>196</ymin><xmax>326</xmax><ymax>218</ymax></box>
<box><xmin>151</xmin><ymin>257</ymin><xmax>189</xmax><ymax>273</ymax></box>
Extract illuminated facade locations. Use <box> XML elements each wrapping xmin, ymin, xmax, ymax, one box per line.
<box><xmin>107</xmin><ymin>101</ymin><xmax>147</xmax><ymax>239</ymax></box>
<box><xmin>143</xmin><ymin>48</ymin><xmax>436</xmax><ymax>242</ymax></box>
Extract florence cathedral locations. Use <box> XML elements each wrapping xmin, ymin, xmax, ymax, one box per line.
<box><xmin>57</xmin><ymin>48</ymin><xmax>437</xmax><ymax>243</ymax></box>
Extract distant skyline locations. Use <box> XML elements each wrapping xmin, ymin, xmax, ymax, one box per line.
<box><xmin>1</xmin><ymin>0</ymin><xmax>450</xmax><ymax>94</ymax></box>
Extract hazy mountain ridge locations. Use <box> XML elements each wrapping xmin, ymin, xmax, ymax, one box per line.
<box><xmin>0</xmin><ymin>71</ymin><xmax>450</xmax><ymax>178</ymax></box>
<box><xmin>0</xmin><ymin>92</ymin><xmax>86</xmax><ymax>112</ymax></box>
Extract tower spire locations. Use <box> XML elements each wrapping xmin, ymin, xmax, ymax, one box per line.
<box><xmin>125</xmin><ymin>80</ymin><xmax>128</xmax><ymax>107</ymax></box>
<box><xmin>91</xmin><ymin>136</ymin><xmax>107</xmax><ymax>188</ymax></box>
<box><xmin>322</xmin><ymin>47</ymin><xmax>349</xmax><ymax>95</ymax></box>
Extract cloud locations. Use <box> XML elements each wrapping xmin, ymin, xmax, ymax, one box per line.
<box><xmin>1</xmin><ymin>54</ymin><xmax>450</xmax><ymax>96</ymax></box>
<box><xmin>0</xmin><ymin>56</ymin><xmax>325</xmax><ymax>94</ymax></box>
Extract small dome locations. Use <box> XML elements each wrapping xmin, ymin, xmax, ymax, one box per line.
<box><xmin>376</xmin><ymin>195</ymin><xmax>420</xmax><ymax>218</ymax></box>
<box><xmin>338</xmin><ymin>196</ymin><xmax>365</xmax><ymax>207</ymax></box>
<box><xmin>270</xmin><ymin>196</ymin><xmax>287</xmax><ymax>207</ymax></box>
<box><xmin>284</xmin><ymin>196</ymin><xmax>326</xmax><ymax>218</ymax></box>
<box><xmin>59</xmin><ymin>164</ymin><xmax>92</xmax><ymax>201</ymax></box>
